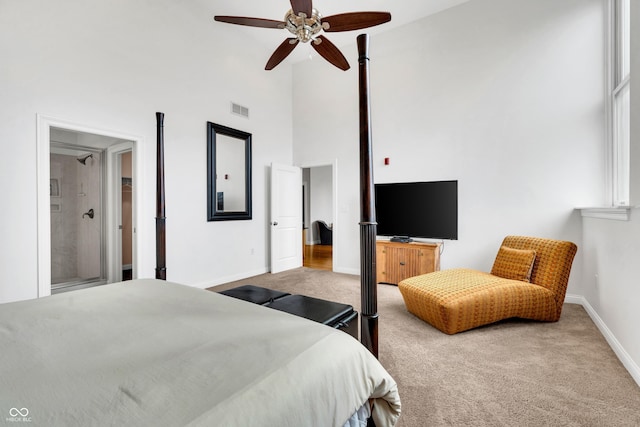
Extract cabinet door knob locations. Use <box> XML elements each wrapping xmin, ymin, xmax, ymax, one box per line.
<box><xmin>399</xmin><ymin>262</ymin><xmax>406</xmax><ymax>266</ymax></box>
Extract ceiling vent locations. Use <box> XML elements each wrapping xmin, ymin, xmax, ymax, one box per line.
<box><xmin>231</xmin><ymin>102</ymin><xmax>249</xmax><ymax>118</ymax></box>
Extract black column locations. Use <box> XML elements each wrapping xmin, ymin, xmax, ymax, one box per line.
<box><xmin>357</xmin><ymin>34</ymin><xmax>378</xmax><ymax>358</ymax></box>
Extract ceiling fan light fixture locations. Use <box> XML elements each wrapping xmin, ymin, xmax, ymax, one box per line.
<box><xmin>284</xmin><ymin>8</ymin><xmax>323</xmax><ymax>43</ymax></box>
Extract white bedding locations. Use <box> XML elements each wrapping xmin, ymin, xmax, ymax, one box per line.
<box><xmin>0</xmin><ymin>279</ymin><xmax>400</xmax><ymax>426</ymax></box>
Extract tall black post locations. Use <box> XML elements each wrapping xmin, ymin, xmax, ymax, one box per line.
<box><xmin>357</xmin><ymin>34</ymin><xmax>378</xmax><ymax>358</ymax></box>
<box><xmin>156</xmin><ymin>112</ymin><xmax>167</xmax><ymax>280</ymax></box>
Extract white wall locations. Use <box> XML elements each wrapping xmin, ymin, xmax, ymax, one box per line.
<box><xmin>581</xmin><ymin>216</ymin><xmax>640</xmax><ymax>383</ymax></box>
<box><xmin>293</xmin><ymin>0</ymin><xmax>604</xmax><ymax>287</ymax></box>
<box><xmin>0</xmin><ymin>0</ymin><xmax>293</xmax><ymax>302</ymax></box>
<box><xmin>579</xmin><ymin>0</ymin><xmax>640</xmax><ymax>385</ymax></box>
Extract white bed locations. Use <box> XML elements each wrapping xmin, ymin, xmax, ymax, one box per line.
<box><xmin>0</xmin><ymin>279</ymin><xmax>400</xmax><ymax>426</ymax></box>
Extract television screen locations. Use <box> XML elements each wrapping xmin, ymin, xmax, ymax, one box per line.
<box><xmin>375</xmin><ymin>180</ymin><xmax>458</xmax><ymax>240</ymax></box>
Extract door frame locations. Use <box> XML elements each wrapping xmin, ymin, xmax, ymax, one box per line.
<box><xmin>299</xmin><ymin>159</ymin><xmax>338</xmax><ymax>272</ymax></box>
<box><xmin>106</xmin><ymin>142</ymin><xmax>134</xmax><ymax>283</ymax></box>
<box><xmin>36</xmin><ymin>114</ymin><xmax>142</xmax><ymax>298</ymax></box>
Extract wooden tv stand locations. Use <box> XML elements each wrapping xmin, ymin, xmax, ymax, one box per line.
<box><xmin>376</xmin><ymin>240</ymin><xmax>441</xmax><ymax>285</ymax></box>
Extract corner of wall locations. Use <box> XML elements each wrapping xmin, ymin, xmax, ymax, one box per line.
<box><xmin>565</xmin><ymin>293</ymin><xmax>640</xmax><ymax>388</ymax></box>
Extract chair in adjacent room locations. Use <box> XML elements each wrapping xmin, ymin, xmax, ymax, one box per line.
<box><xmin>398</xmin><ymin>235</ymin><xmax>578</xmax><ymax>334</ymax></box>
<box><xmin>316</xmin><ymin>220</ymin><xmax>333</xmax><ymax>245</ymax></box>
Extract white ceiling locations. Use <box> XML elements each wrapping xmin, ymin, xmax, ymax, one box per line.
<box><xmin>195</xmin><ymin>0</ymin><xmax>469</xmax><ymax>66</ymax></box>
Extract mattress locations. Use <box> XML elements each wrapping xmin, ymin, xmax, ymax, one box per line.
<box><xmin>0</xmin><ymin>279</ymin><xmax>400</xmax><ymax>426</ymax></box>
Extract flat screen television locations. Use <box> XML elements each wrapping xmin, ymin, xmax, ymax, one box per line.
<box><xmin>375</xmin><ymin>180</ymin><xmax>458</xmax><ymax>241</ymax></box>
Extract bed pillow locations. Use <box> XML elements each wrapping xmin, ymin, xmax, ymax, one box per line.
<box><xmin>490</xmin><ymin>246</ymin><xmax>536</xmax><ymax>282</ymax></box>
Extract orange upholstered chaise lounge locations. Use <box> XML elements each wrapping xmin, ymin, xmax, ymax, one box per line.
<box><xmin>398</xmin><ymin>236</ymin><xmax>577</xmax><ymax>334</ymax></box>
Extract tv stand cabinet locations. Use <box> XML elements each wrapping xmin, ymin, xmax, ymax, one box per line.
<box><xmin>376</xmin><ymin>240</ymin><xmax>441</xmax><ymax>285</ymax></box>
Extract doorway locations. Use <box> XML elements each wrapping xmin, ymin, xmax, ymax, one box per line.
<box><xmin>119</xmin><ymin>151</ymin><xmax>133</xmax><ymax>281</ymax></box>
<box><xmin>302</xmin><ymin>164</ymin><xmax>335</xmax><ymax>271</ymax></box>
<box><xmin>37</xmin><ymin>115</ymin><xmax>139</xmax><ymax>297</ymax></box>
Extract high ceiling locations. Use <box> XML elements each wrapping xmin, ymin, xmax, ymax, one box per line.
<box><xmin>195</xmin><ymin>0</ymin><xmax>469</xmax><ymax>66</ymax></box>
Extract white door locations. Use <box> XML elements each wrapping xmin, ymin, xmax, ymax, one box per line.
<box><xmin>270</xmin><ymin>163</ymin><xmax>302</xmax><ymax>273</ymax></box>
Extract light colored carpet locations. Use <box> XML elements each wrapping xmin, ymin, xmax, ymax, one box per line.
<box><xmin>211</xmin><ymin>267</ymin><xmax>640</xmax><ymax>426</ymax></box>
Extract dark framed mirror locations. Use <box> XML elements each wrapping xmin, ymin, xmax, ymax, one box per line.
<box><xmin>207</xmin><ymin>122</ymin><xmax>252</xmax><ymax>221</ymax></box>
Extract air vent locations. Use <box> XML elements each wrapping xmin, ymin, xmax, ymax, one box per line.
<box><xmin>231</xmin><ymin>102</ymin><xmax>249</xmax><ymax>118</ymax></box>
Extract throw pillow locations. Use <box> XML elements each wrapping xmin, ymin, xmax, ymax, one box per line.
<box><xmin>491</xmin><ymin>246</ymin><xmax>537</xmax><ymax>282</ymax></box>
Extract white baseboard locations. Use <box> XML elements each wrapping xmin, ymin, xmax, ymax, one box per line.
<box><xmin>565</xmin><ymin>293</ymin><xmax>640</xmax><ymax>387</ymax></box>
<box><xmin>563</xmin><ymin>293</ymin><xmax>584</xmax><ymax>305</ymax></box>
<box><xmin>334</xmin><ymin>266</ymin><xmax>359</xmax><ymax>276</ymax></box>
<box><xmin>191</xmin><ymin>267</ymin><xmax>270</xmax><ymax>290</ymax></box>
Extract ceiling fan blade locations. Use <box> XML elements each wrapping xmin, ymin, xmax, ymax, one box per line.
<box><xmin>311</xmin><ymin>35</ymin><xmax>350</xmax><ymax>71</ymax></box>
<box><xmin>214</xmin><ymin>16</ymin><xmax>285</xmax><ymax>29</ymax></box>
<box><xmin>290</xmin><ymin>0</ymin><xmax>313</xmax><ymax>18</ymax></box>
<box><xmin>322</xmin><ymin>12</ymin><xmax>391</xmax><ymax>32</ymax></box>
<box><xmin>265</xmin><ymin>38</ymin><xmax>300</xmax><ymax>70</ymax></box>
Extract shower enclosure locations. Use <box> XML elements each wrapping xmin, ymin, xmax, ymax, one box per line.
<box><xmin>50</xmin><ymin>143</ymin><xmax>105</xmax><ymax>291</ymax></box>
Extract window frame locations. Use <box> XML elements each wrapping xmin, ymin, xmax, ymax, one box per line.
<box><xmin>606</xmin><ymin>0</ymin><xmax>631</xmax><ymax>207</ymax></box>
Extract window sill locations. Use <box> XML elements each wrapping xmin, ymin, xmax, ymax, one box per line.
<box><xmin>579</xmin><ymin>207</ymin><xmax>631</xmax><ymax>221</ymax></box>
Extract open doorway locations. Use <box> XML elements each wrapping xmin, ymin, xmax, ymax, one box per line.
<box><xmin>302</xmin><ymin>164</ymin><xmax>334</xmax><ymax>271</ymax></box>
<box><xmin>108</xmin><ymin>144</ymin><xmax>134</xmax><ymax>283</ymax></box>
<box><xmin>120</xmin><ymin>151</ymin><xmax>133</xmax><ymax>280</ymax></box>
<box><xmin>37</xmin><ymin>115</ymin><xmax>139</xmax><ymax>297</ymax></box>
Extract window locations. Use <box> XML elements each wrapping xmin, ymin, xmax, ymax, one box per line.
<box><xmin>609</xmin><ymin>0</ymin><xmax>630</xmax><ymax>206</ymax></box>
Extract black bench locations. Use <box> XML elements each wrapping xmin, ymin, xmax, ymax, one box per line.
<box><xmin>219</xmin><ymin>284</ymin><xmax>289</xmax><ymax>305</ymax></box>
<box><xmin>219</xmin><ymin>285</ymin><xmax>358</xmax><ymax>340</ymax></box>
<box><xmin>268</xmin><ymin>294</ymin><xmax>358</xmax><ymax>339</ymax></box>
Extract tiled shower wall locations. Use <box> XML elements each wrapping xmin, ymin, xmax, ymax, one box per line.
<box><xmin>50</xmin><ymin>152</ymin><xmax>101</xmax><ymax>284</ymax></box>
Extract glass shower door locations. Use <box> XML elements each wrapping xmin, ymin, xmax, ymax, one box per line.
<box><xmin>50</xmin><ymin>144</ymin><xmax>105</xmax><ymax>290</ymax></box>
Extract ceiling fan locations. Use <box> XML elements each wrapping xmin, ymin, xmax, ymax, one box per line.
<box><xmin>214</xmin><ymin>0</ymin><xmax>391</xmax><ymax>71</ymax></box>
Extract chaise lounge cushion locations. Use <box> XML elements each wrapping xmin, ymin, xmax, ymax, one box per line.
<box><xmin>399</xmin><ymin>268</ymin><xmax>557</xmax><ymax>334</ymax></box>
<box><xmin>398</xmin><ymin>236</ymin><xmax>577</xmax><ymax>334</ymax></box>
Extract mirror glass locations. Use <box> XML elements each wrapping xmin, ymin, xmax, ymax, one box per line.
<box><xmin>207</xmin><ymin>122</ymin><xmax>252</xmax><ymax>221</ymax></box>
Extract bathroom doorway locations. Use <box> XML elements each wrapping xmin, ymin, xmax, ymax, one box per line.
<box><xmin>37</xmin><ymin>118</ymin><xmax>138</xmax><ymax>296</ymax></box>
